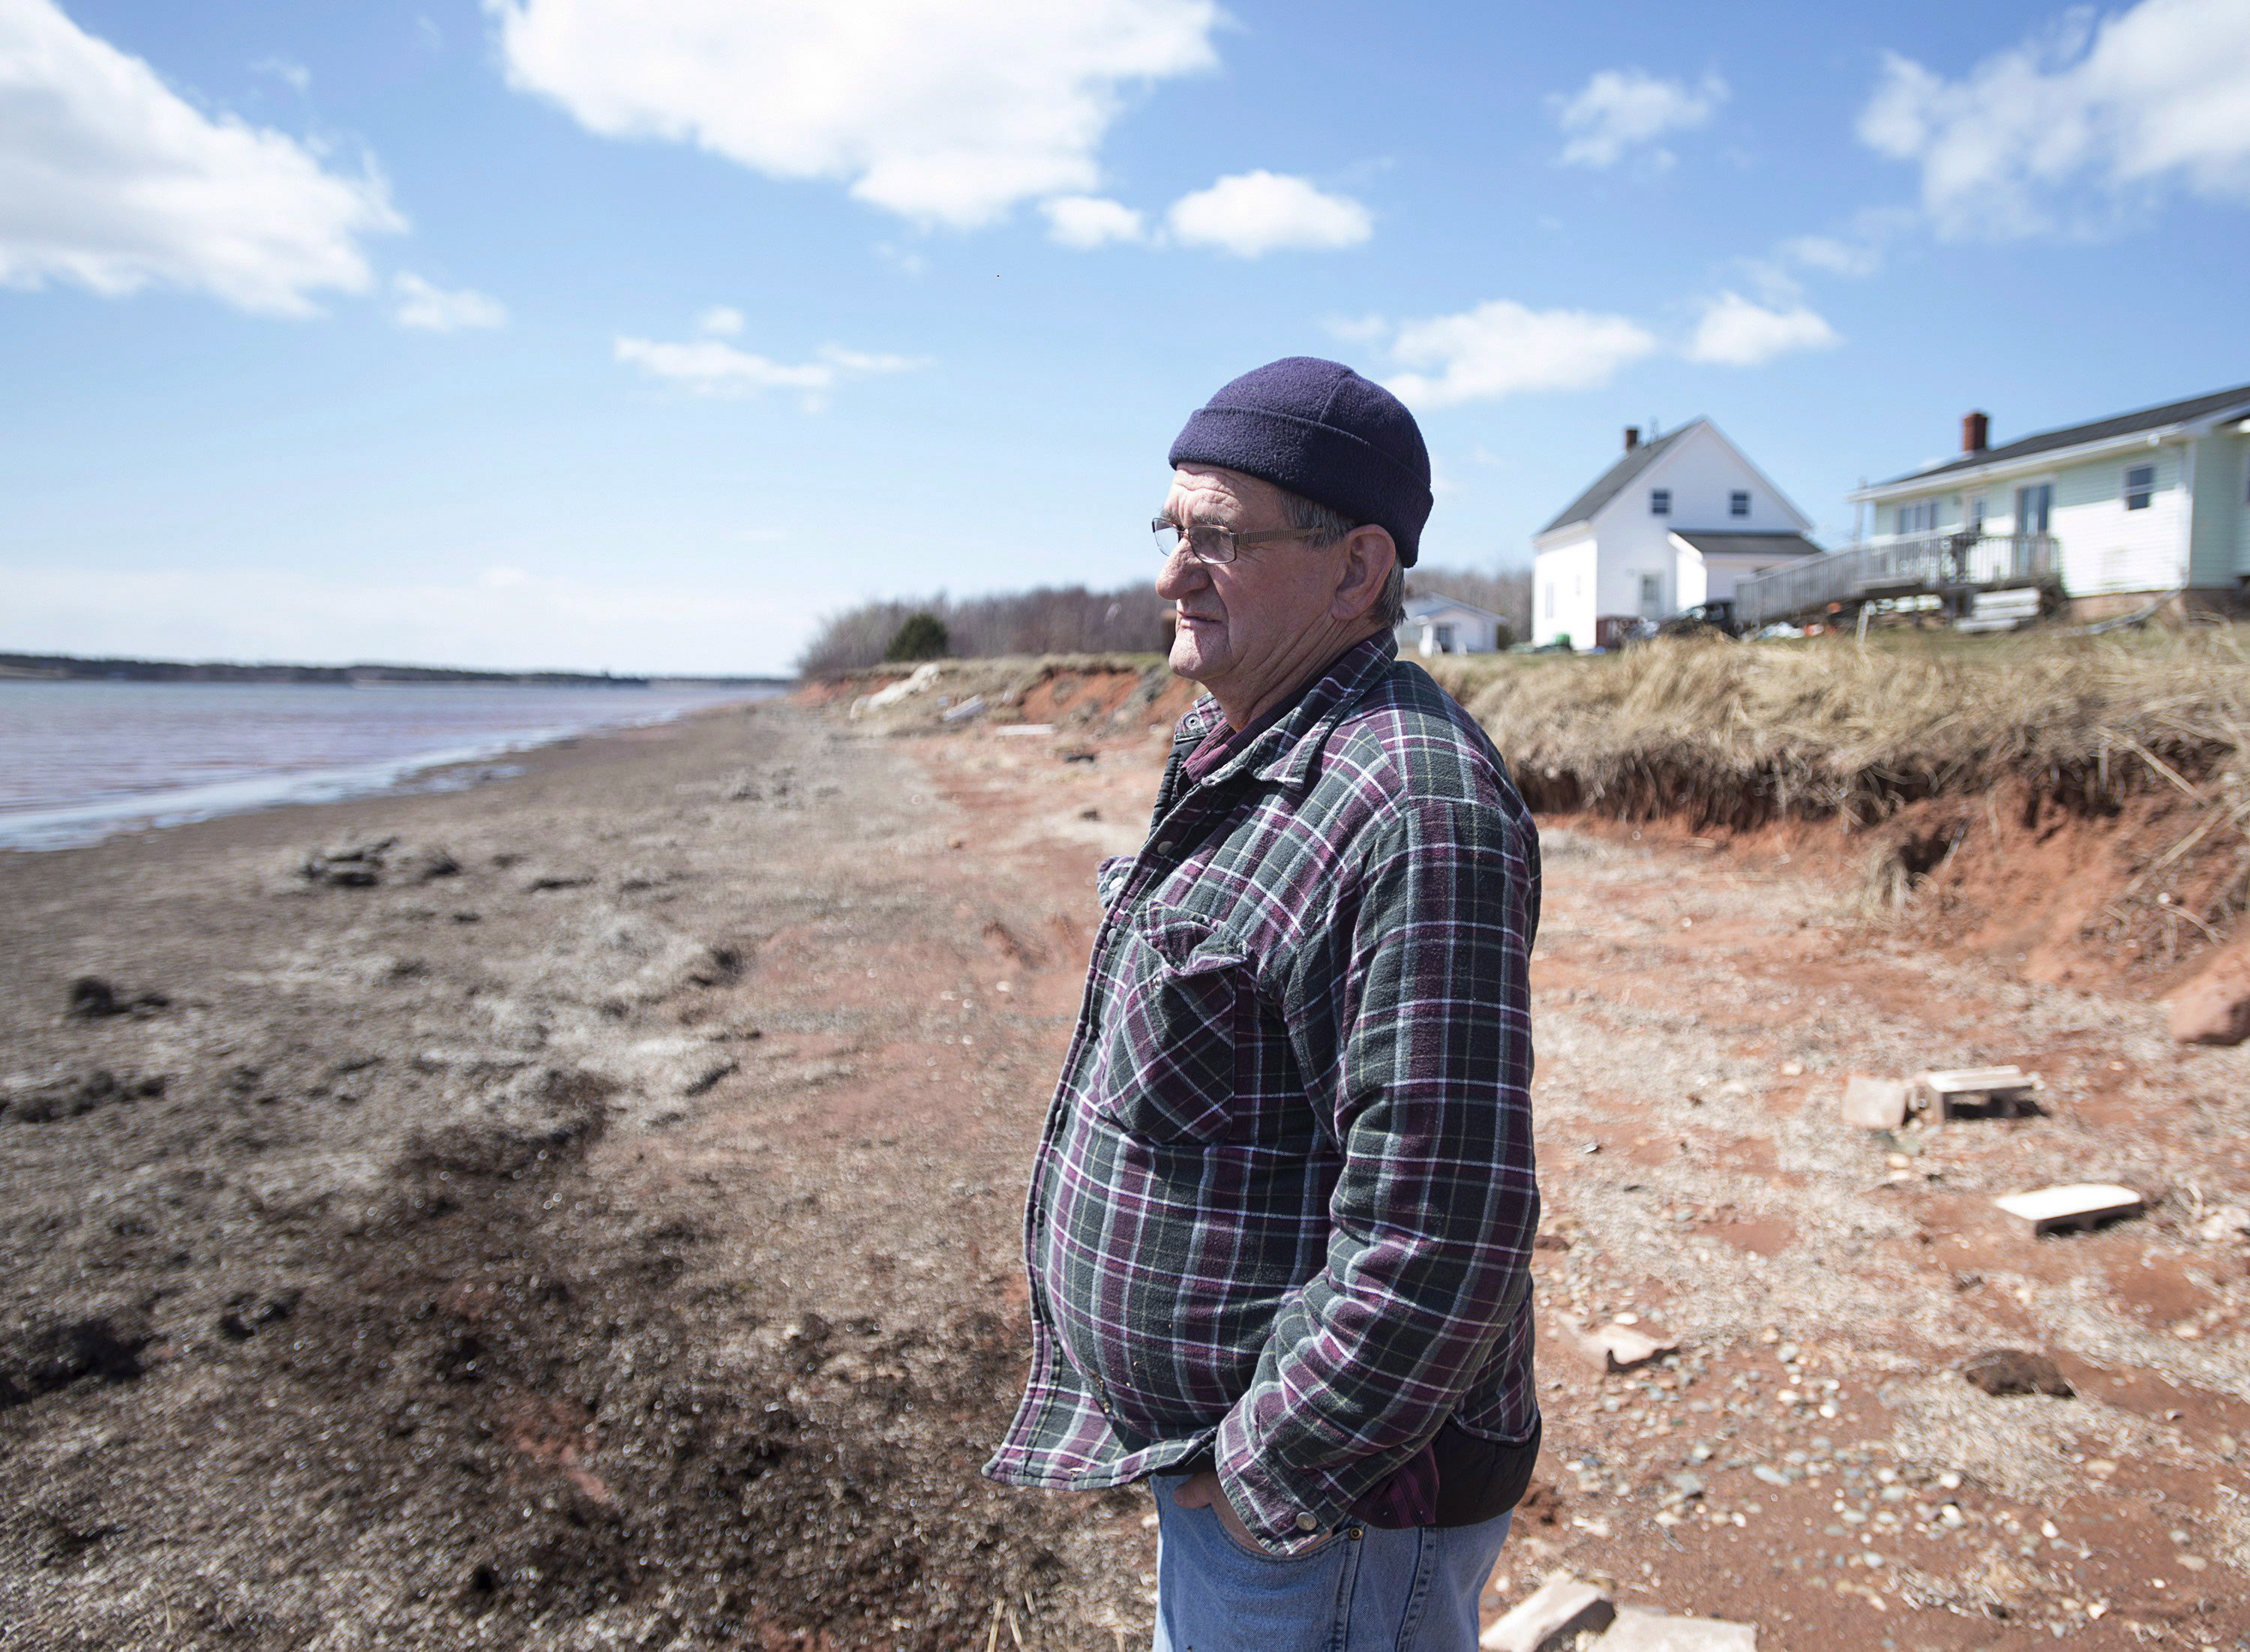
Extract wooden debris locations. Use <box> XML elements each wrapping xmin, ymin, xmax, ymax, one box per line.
<box><xmin>1564</xmin><ymin>1318</ymin><xmax>1677</xmax><ymax>1373</ymax></box>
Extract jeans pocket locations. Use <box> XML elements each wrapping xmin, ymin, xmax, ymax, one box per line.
<box><xmin>1208</xmin><ymin>1501</ymin><xmax>1334</xmax><ymax>1564</ymax></box>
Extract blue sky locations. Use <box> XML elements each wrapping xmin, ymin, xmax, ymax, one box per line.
<box><xmin>3</xmin><ymin>0</ymin><xmax>2246</xmax><ymax>674</ymax></box>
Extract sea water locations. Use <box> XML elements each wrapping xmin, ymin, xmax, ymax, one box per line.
<box><xmin>0</xmin><ymin>679</ymin><xmax>776</xmax><ymax>851</ymax></box>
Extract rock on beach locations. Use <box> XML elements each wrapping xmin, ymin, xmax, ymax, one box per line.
<box><xmin>2168</xmin><ymin>937</ymin><xmax>2250</xmax><ymax>1045</ymax></box>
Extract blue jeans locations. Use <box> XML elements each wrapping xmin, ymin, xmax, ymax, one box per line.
<box><xmin>1150</xmin><ymin>1474</ymin><xmax>1512</xmax><ymax>1652</ymax></box>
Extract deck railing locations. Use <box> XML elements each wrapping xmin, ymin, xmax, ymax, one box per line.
<box><xmin>1733</xmin><ymin>532</ymin><xmax>2061</xmax><ymax>629</ymax></box>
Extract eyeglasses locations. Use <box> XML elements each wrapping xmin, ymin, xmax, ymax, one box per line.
<box><xmin>1150</xmin><ymin>517</ymin><xmax>1310</xmax><ymax>565</ymax></box>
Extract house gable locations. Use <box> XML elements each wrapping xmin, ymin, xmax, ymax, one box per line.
<box><xmin>1537</xmin><ymin>420</ymin><xmax>1813</xmax><ymax>548</ymax></box>
<box><xmin>1535</xmin><ymin>423</ymin><xmax>1697</xmax><ymax>538</ymax></box>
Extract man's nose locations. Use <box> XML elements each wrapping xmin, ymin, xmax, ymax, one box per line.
<box><xmin>1154</xmin><ymin>545</ymin><xmax>1205</xmax><ymax>600</ymax></box>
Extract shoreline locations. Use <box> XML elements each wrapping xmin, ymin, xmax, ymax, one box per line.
<box><xmin>0</xmin><ymin>684</ymin><xmax>780</xmax><ymax>853</ymax></box>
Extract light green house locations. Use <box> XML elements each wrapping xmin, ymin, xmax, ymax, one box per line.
<box><xmin>1846</xmin><ymin>384</ymin><xmax>2250</xmax><ymax>616</ymax></box>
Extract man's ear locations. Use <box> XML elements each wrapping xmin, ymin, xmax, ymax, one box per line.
<box><xmin>1330</xmin><ymin>525</ymin><xmax>1397</xmax><ymax>624</ymax></box>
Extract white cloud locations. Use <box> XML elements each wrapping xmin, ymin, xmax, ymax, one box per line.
<box><xmin>1782</xmin><ymin>232</ymin><xmax>1880</xmax><ymax>277</ymax></box>
<box><xmin>1384</xmin><ymin>300</ymin><xmax>1658</xmax><ymax>408</ymax></box>
<box><xmin>1552</xmin><ymin>68</ymin><xmax>1727</xmax><ymax>170</ymax></box>
<box><xmin>1684</xmin><ymin>292</ymin><xmax>1840</xmax><ymax>367</ymax></box>
<box><xmin>1743</xmin><ymin>208</ymin><xmax>1914</xmax><ymax>294</ymax></box>
<box><xmin>1322</xmin><ymin>312</ymin><xmax>1390</xmax><ymax>345</ymax></box>
<box><xmin>697</xmin><ymin>304</ymin><xmax>744</xmax><ymax>335</ymax></box>
<box><xmin>814</xmin><ymin>346</ymin><xmax>924</xmax><ymax>375</ymax></box>
<box><xmin>874</xmin><ymin>241</ymin><xmax>928</xmax><ymax>276</ymax></box>
<box><xmin>1859</xmin><ymin>0</ymin><xmax>2250</xmax><ymax>239</ymax></box>
<box><xmin>614</xmin><ymin>331</ymin><xmax>926</xmax><ymax>406</ymax></box>
<box><xmin>488</xmin><ymin>0</ymin><xmax>1219</xmax><ymax>229</ymax></box>
<box><xmin>251</xmin><ymin>55</ymin><xmax>310</xmax><ymax>93</ymax></box>
<box><xmin>1041</xmin><ymin>194</ymin><xmax>1146</xmax><ymax>248</ymax></box>
<box><xmin>0</xmin><ymin>0</ymin><xmax>402</xmax><ymax>314</ymax></box>
<box><xmin>392</xmin><ymin>271</ymin><xmax>508</xmax><ymax>331</ymax></box>
<box><xmin>1166</xmin><ymin>170</ymin><xmax>1371</xmax><ymax>257</ymax></box>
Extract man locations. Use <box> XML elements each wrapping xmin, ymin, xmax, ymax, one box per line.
<box><xmin>986</xmin><ymin>358</ymin><xmax>1540</xmax><ymax>1650</ymax></box>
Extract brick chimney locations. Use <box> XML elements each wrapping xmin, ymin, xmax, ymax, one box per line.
<box><xmin>1624</xmin><ymin>426</ymin><xmax>1640</xmax><ymax>451</ymax></box>
<box><xmin>1962</xmin><ymin>410</ymin><xmax>1990</xmax><ymax>453</ymax></box>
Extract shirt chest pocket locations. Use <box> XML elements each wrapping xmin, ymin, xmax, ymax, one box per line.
<box><xmin>1093</xmin><ymin>905</ymin><xmax>1258</xmax><ymax>1146</ymax></box>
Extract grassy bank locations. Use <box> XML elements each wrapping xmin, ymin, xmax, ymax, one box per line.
<box><xmin>1432</xmin><ymin>626</ymin><xmax>2250</xmax><ymax>831</ymax></box>
<box><xmin>832</xmin><ymin>630</ymin><xmax>2250</xmax><ymax>835</ymax></box>
<box><xmin>814</xmin><ymin>631</ymin><xmax>2250</xmax><ymax>966</ymax></box>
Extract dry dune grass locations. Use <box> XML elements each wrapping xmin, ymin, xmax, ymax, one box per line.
<box><xmin>1442</xmin><ymin>627</ymin><xmax>2250</xmax><ymax>830</ymax></box>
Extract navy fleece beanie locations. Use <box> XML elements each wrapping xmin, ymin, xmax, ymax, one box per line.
<box><xmin>1167</xmin><ymin>356</ymin><xmax>1432</xmax><ymax>566</ymax></box>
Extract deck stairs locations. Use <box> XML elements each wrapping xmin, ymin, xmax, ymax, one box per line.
<box><xmin>1734</xmin><ymin>532</ymin><xmax>2060</xmax><ymax>630</ymax></box>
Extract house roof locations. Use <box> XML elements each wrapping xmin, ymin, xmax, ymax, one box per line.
<box><xmin>1669</xmin><ymin>529</ymin><xmax>1824</xmax><ymax>560</ymax></box>
<box><xmin>1536</xmin><ymin>421</ymin><xmax>1702</xmax><ymax>536</ymax></box>
<box><xmin>1876</xmin><ymin>382</ymin><xmax>2250</xmax><ymax>490</ymax></box>
<box><xmin>1401</xmin><ymin>594</ymin><xmax>1509</xmax><ymax>622</ymax></box>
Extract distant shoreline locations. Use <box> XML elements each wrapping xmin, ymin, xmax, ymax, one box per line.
<box><xmin>0</xmin><ymin>681</ymin><xmax>783</xmax><ymax>852</ymax></box>
<box><xmin>0</xmin><ymin>649</ymin><xmax>791</xmax><ymax>689</ymax></box>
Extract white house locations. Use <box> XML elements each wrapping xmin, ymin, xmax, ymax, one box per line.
<box><xmin>1846</xmin><ymin>384</ymin><xmax>2250</xmax><ymax>614</ymax></box>
<box><xmin>1396</xmin><ymin>594</ymin><xmax>1508</xmax><ymax>656</ymax></box>
<box><xmin>1532</xmin><ymin>420</ymin><xmax>1822</xmax><ymax>649</ymax></box>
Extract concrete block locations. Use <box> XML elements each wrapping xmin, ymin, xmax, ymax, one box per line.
<box><xmin>1480</xmin><ymin>1573</ymin><xmax>1615</xmax><ymax>1652</ymax></box>
<box><xmin>1592</xmin><ymin>1606</ymin><xmax>1756</xmax><ymax>1651</ymax></box>
<box><xmin>1912</xmin><ymin>1066</ymin><xmax>2042</xmax><ymax>1120</ymax></box>
<box><xmin>1839</xmin><ymin>1074</ymin><xmax>1909</xmax><ymax>1129</ymax></box>
<box><xmin>1993</xmin><ymin>1183</ymin><xmax>2144</xmax><ymax>1236</ymax></box>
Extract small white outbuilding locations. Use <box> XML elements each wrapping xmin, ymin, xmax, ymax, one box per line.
<box><xmin>1396</xmin><ymin>594</ymin><xmax>1508</xmax><ymax>656</ymax></box>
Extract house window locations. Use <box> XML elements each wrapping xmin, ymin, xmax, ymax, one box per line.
<box><xmin>1898</xmin><ymin>499</ymin><xmax>1939</xmax><ymax>535</ymax></box>
<box><xmin>1638</xmin><ymin>573</ymin><xmax>1663</xmax><ymax>618</ymax></box>
<box><xmin>2125</xmin><ymin>464</ymin><xmax>2155</xmax><ymax>510</ymax></box>
<box><xmin>1965</xmin><ymin>493</ymin><xmax>1985</xmax><ymax>532</ymax></box>
<box><xmin>1730</xmin><ymin>490</ymin><xmax>1750</xmax><ymax>517</ymax></box>
<box><xmin>2014</xmin><ymin>483</ymin><xmax>2052</xmax><ymax>536</ymax></box>
<box><xmin>1650</xmin><ymin>489</ymin><xmax>1671</xmax><ymax>516</ymax></box>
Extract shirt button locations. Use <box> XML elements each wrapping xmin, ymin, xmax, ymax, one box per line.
<box><xmin>1294</xmin><ymin>1512</ymin><xmax>1318</xmax><ymax>1532</ymax></box>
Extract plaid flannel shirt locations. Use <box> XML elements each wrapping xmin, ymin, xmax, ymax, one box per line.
<box><xmin>984</xmin><ymin>635</ymin><xmax>1540</xmax><ymax>1556</ymax></box>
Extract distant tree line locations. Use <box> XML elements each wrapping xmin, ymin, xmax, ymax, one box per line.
<box><xmin>0</xmin><ymin>652</ymin><xmax>664</xmax><ymax>688</ymax></box>
<box><xmin>797</xmin><ymin>585</ymin><xmax>1174</xmax><ymax>678</ymax></box>
<box><xmin>795</xmin><ymin>565</ymin><xmax>1535</xmax><ymax>678</ymax></box>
